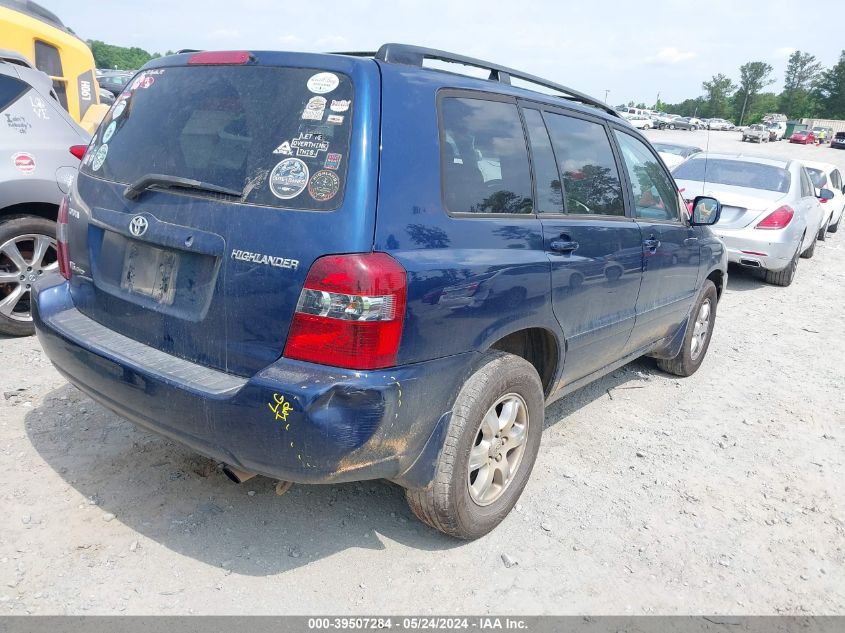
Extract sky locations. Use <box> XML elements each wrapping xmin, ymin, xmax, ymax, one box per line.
<box><xmin>49</xmin><ymin>0</ymin><xmax>843</xmax><ymax>106</ymax></box>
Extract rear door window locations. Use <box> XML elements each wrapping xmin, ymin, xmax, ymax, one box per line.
<box><xmin>80</xmin><ymin>65</ymin><xmax>354</xmax><ymax>211</ymax></box>
<box><xmin>439</xmin><ymin>96</ymin><xmax>533</xmax><ymax>214</ymax></box>
<box><xmin>522</xmin><ymin>108</ymin><xmax>562</xmax><ymax>213</ymax></box>
<box><xmin>543</xmin><ymin>111</ymin><xmax>625</xmax><ymax>216</ymax></box>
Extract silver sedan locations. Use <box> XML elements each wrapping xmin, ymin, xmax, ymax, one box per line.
<box><xmin>673</xmin><ymin>153</ymin><xmax>826</xmax><ymax>286</ymax></box>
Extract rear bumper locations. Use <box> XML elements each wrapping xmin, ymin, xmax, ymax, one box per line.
<box><xmin>714</xmin><ymin>227</ymin><xmax>798</xmax><ymax>271</ymax></box>
<box><xmin>32</xmin><ymin>275</ymin><xmax>474</xmax><ymax>487</ymax></box>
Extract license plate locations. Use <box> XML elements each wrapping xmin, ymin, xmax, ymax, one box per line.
<box><xmin>121</xmin><ymin>240</ymin><xmax>179</xmax><ymax>305</ymax></box>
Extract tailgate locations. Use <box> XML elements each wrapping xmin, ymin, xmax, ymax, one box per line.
<box><xmin>66</xmin><ymin>55</ymin><xmax>380</xmax><ymax>376</ymax></box>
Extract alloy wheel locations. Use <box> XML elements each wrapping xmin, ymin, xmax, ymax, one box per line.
<box><xmin>467</xmin><ymin>393</ymin><xmax>529</xmax><ymax>506</ymax></box>
<box><xmin>0</xmin><ymin>234</ymin><xmax>58</xmax><ymax>322</ymax></box>
<box><xmin>689</xmin><ymin>298</ymin><xmax>711</xmax><ymax>361</ymax></box>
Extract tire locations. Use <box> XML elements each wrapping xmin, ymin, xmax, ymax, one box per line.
<box><xmin>405</xmin><ymin>351</ymin><xmax>544</xmax><ymax>540</ymax></box>
<box><xmin>656</xmin><ymin>280</ymin><xmax>718</xmax><ymax>377</ymax></box>
<box><xmin>829</xmin><ymin>214</ymin><xmax>840</xmax><ymax>233</ymax></box>
<box><xmin>818</xmin><ymin>217</ymin><xmax>829</xmax><ymax>241</ymax></box>
<box><xmin>0</xmin><ymin>215</ymin><xmax>58</xmax><ymax>336</ymax></box>
<box><xmin>801</xmin><ymin>234</ymin><xmax>816</xmax><ymax>259</ymax></box>
<box><xmin>668</xmin><ymin>124</ymin><xmax>675</xmax><ymax>130</ymax></box>
<box><xmin>765</xmin><ymin>242</ymin><xmax>800</xmax><ymax>286</ymax></box>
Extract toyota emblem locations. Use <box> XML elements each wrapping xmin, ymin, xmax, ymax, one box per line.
<box><xmin>129</xmin><ymin>215</ymin><xmax>148</xmax><ymax>237</ymax></box>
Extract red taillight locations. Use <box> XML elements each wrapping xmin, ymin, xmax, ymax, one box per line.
<box><xmin>188</xmin><ymin>51</ymin><xmax>251</xmax><ymax>65</ymax></box>
<box><xmin>756</xmin><ymin>205</ymin><xmax>794</xmax><ymax>230</ymax></box>
<box><xmin>56</xmin><ymin>196</ymin><xmax>71</xmax><ymax>280</ymax></box>
<box><xmin>69</xmin><ymin>145</ymin><xmax>87</xmax><ymax>160</ymax></box>
<box><xmin>283</xmin><ymin>253</ymin><xmax>407</xmax><ymax>370</ymax></box>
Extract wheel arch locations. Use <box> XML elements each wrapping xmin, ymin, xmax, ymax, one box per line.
<box><xmin>487</xmin><ymin>327</ymin><xmax>560</xmax><ymax>398</ymax></box>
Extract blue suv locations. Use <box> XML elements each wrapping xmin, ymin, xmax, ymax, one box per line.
<box><xmin>32</xmin><ymin>44</ymin><xmax>727</xmax><ymax>539</ymax></box>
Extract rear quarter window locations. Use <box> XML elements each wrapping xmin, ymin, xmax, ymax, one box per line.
<box><xmin>80</xmin><ymin>65</ymin><xmax>354</xmax><ymax>211</ymax></box>
<box><xmin>0</xmin><ymin>74</ymin><xmax>28</xmax><ymax>111</ymax></box>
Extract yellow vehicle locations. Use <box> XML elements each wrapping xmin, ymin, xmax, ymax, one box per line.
<box><xmin>0</xmin><ymin>0</ymin><xmax>107</xmax><ymax>131</ymax></box>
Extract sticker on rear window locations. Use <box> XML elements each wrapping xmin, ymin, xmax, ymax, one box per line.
<box><xmin>290</xmin><ymin>132</ymin><xmax>329</xmax><ymax>158</ymax></box>
<box><xmin>111</xmin><ymin>98</ymin><xmax>128</xmax><ymax>120</ymax></box>
<box><xmin>308</xmin><ymin>169</ymin><xmax>340</xmax><ymax>202</ymax></box>
<box><xmin>91</xmin><ymin>144</ymin><xmax>108</xmax><ymax>172</ymax></box>
<box><xmin>301</xmin><ymin>96</ymin><xmax>326</xmax><ymax>121</ymax></box>
<box><xmin>102</xmin><ymin>120</ymin><xmax>117</xmax><ymax>144</ymax></box>
<box><xmin>330</xmin><ymin>99</ymin><xmax>350</xmax><ymax>112</ymax></box>
<box><xmin>11</xmin><ymin>152</ymin><xmax>35</xmax><ymax>174</ymax></box>
<box><xmin>324</xmin><ymin>152</ymin><xmax>342</xmax><ymax>170</ymax></box>
<box><xmin>306</xmin><ymin>72</ymin><xmax>339</xmax><ymax>94</ymax></box>
<box><xmin>269</xmin><ymin>158</ymin><xmax>309</xmax><ymax>199</ymax></box>
<box><xmin>327</xmin><ymin>114</ymin><xmax>344</xmax><ymax>125</ymax></box>
<box><xmin>273</xmin><ymin>141</ymin><xmax>293</xmax><ymax>155</ymax></box>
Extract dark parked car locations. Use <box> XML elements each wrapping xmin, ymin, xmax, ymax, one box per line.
<box><xmin>32</xmin><ymin>45</ymin><xmax>727</xmax><ymax>539</ymax></box>
<box><xmin>95</xmin><ymin>71</ymin><xmax>131</xmax><ymax>97</ymax></box>
<box><xmin>660</xmin><ymin>117</ymin><xmax>698</xmax><ymax>130</ymax></box>
<box><xmin>831</xmin><ymin>132</ymin><xmax>845</xmax><ymax>150</ymax></box>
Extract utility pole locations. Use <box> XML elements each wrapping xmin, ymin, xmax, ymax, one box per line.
<box><xmin>739</xmin><ymin>90</ymin><xmax>749</xmax><ymax>127</ymax></box>
<box><xmin>604</xmin><ymin>89</ymin><xmax>610</xmax><ymax>103</ymax></box>
<box><xmin>655</xmin><ymin>91</ymin><xmax>660</xmax><ymax>109</ymax></box>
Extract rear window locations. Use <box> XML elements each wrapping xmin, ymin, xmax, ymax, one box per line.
<box><xmin>0</xmin><ymin>74</ymin><xmax>28</xmax><ymax>111</ymax></box>
<box><xmin>673</xmin><ymin>158</ymin><xmax>791</xmax><ymax>193</ymax></box>
<box><xmin>80</xmin><ymin>65</ymin><xmax>354</xmax><ymax>211</ymax></box>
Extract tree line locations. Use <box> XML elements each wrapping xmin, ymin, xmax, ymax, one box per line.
<box><xmin>87</xmin><ymin>40</ymin><xmax>174</xmax><ymax>71</ymax></box>
<box><xmin>625</xmin><ymin>50</ymin><xmax>845</xmax><ymax>124</ymax></box>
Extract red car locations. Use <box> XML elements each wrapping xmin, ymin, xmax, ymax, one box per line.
<box><xmin>789</xmin><ymin>129</ymin><xmax>816</xmax><ymax>144</ymax></box>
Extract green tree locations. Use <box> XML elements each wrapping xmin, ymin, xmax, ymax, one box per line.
<box><xmin>779</xmin><ymin>51</ymin><xmax>822</xmax><ymax>118</ymax></box>
<box><xmin>734</xmin><ymin>61</ymin><xmax>775</xmax><ymax>125</ymax></box>
<box><xmin>814</xmin><ymin>50</ymin><xmax>845</xmax><ymax>119</ymax></box>
<box><xmin>701</xmin><ymin>74</ymin><xmax>735</xmax><ymax>119</ymax></box>
<box><xmin>87</xmin><ymin>40</ymin><xmax>161</xmax><ymax>70</ymax></box>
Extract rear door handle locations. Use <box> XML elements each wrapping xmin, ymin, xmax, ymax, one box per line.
<box><xmin>549</xmin><ymin>239</ymin><xmax>579</xmax><ymax>253</ymax></box>
<box><xmin>643</xmin><ymin>238</ymin><xmax>660</xmax><ymax>250</ymax></box>
<box><xmin>684</xmin><ymin>237</ymin><xmax>699</xmax><ymax>246</ymax></box>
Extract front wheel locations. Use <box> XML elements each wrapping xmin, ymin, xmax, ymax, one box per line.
<box><xmin>405</xmin><ymin>351</ymin><xmax>544</xmax><ymax>539</ymax></box>
<box><xmin>657</xmin><ymin>280</ymin><xmax>718</xmax><ymax>377</ymax></box>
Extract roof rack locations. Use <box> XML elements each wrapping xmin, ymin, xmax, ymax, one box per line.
<box><xmin>358</xmin><ymin>43</ymin><xmax>618</xmax><ymax>118</ymax></box>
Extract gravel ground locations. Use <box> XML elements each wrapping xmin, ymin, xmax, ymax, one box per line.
<box><xmin>0</xmin><ymin>130</ymin><xmax>843</xmax><ymax>615</ymax></box>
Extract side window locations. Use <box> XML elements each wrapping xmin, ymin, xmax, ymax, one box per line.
<box><xmin>543</xmin><ymin>112</ymin><xmax>625</xmax><ymax>216</ymax></box>
<box><xmin>800</xmin><ymin>168</ymin><xmax>813</xmax><ymax>197</ymax></box>
<box><xmin>0</xmin><ymin>74</ymin><xmax>28</xmax><ymax>111</ymax></box>
<box><xmin>440</xmin><ymin>97</ymin><xmax>533</xmax><ymax>214</ymax></box>
<box><xmin>613</xmin><ymin>131</ymin><xmax>681</xmax><ymax>222</ymax></box>
<box><xmin>522</xmin><ymin>108</ymin><xmax>563</xmax><ymax>213</ymax></box>
<box><xmin>34</xmin><ymin>40</ymin><xmax>68</xmax><ymax>110</ymax></box>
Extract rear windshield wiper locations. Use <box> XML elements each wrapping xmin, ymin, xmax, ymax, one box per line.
<box><xmin>124</xmin><ymin>174</ymin><xmax>243</xmax><ymax>201</ymax></box>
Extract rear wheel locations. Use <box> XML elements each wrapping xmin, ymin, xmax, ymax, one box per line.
<box><xmin>829</xmin><ymin>213</ymin><xmax>840</xmax><ymax>233</ymax></box>
<box><xmin>818</xmin><ymin>217</ymin><xmax>829</xmax><ymax>241</ymax></box>
<box><xmin>405</xmin><ymin>351</ymin><xmax>544</xmax><ymax>539</ymax></box>
<box><xmin>0</xmin><ymin>215</ymin><xmax>58</xmax><ymax>336</ymax></box>
<box><xmin>801</xmin><ymin>235</ymin><xmax>816</xmax><ymax>258</ymax></box>
<box><xmin>657</xmin><ymin>281</ymin><xmax>717</xmax><ymax>377</ymax></box>
<box><xmin>765</xmin><ymin>243</ymin><xmax>800</xmax><ymax>286</ymax></box>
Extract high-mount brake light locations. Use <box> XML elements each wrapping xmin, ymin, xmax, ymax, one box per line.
<box><xmin>284</xmin><ymin>253</ymin><xmax>407</xmax><ymax>370</ymax></box>
<box><xmin>56</xmin><ymin>196</ymin><xmax>71</xmax><ymax>280</ymax></box>
<box><xmin>188</xmin><ymin>51</ymin><xmax>252</xmax><ymax>65</ymax></box>
<box><xmin>756</xmin><ymin>206</ymin><xmax>794</xmax><ymax>230</ymax></box>
<box><xmin>69</xmin><ymin>145</ymin><xmax>87</xmax><ymax>160</ymax></box>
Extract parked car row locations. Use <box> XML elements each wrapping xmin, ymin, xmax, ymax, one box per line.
<box><xmin>673</xmin><ymin>153</ymin><xmax>843</xmax><ymax>286</ymax></box>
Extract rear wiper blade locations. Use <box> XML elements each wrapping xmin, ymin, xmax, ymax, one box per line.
<box><xmin>124</xmin><ymin>174</ymin><xmax>243</xmax><ymax>201</ymax></box>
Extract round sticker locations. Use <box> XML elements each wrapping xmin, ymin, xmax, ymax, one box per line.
<box><xmin>111</xmin><ymin>98</ymin><xmax>127</xmax><ymax>120</ymax></box>
<box><xmin>269</xmin><ymin>158</ymin><xmax>309</xmax><ymax>200</ymax></box>
<box><xmin>308</xmin><ymin>170</ymin><xmax>340</xmax><ymax>202</ymax></box>
<box><xmin>138</xmin><ymin>75</ymin><xmax>155</xmax><ymax>89</ymax></box>
<box><xmin>91</xmin><ymin>144</ymin><xmax>108</xmax><ymax>172</ymax></box>
<box><xmin>12</xmin><ymin>152</ymin><xmax>35</xmax><ymax>175</ymax></box>
<box><xmin>102</xmin><ymin>120</ymin><xmax>117</xmax><ymax>144</ymax></box>
<box><xmin>306</xmin><ymin>72</ymin><xmax>339</xmax><ymax>94</ymax></box>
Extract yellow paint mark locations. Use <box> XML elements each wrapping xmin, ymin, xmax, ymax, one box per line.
<box><xmin>268</xmin><ymin>393</ymin><xmax>293</xmax><ymax>422</ymax></box>
<box><xmin>285</xmin><ymin>423</ymin><xmax>290</xmax><ymax>431</ymax></box>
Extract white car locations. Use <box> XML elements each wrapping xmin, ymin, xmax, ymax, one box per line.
<box><xmin>625</xmin><ymin>114</ymin><xmax>652</xmax><ymax>129</ymax></box>
<box><xmin>707</xmin><ymin>119</ymin><xmax>731</xmax><ymax>131</ymax></box>
<box><xmin>674</xmin><ymin>153</ymin><xmax>825</xmax><ymax>286</ymax></box>
<box><xmin>801</xmin><ymin>160</ymin><xmax>845</xmax><ymax>236</ymax></box>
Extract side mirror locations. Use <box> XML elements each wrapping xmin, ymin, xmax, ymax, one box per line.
<box><xmin>818</xmin><ymin>188</ymin><xmax>835</xmax><ymax>201</ymax></box>
<box><xmin>690</xmin><ymin>196</ymin><xmax>721</xmax><ymax>226</ymax></box>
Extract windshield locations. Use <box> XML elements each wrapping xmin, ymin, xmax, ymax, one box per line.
<box><xmin>673</xmin><ymin>158</ymin><xmax>791</xmax><ymax>193</ymax></box>
<box><xmin>80</xmin><ymin>65</ymin><xmax>354</xmax><ymax>211</ymax></box>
